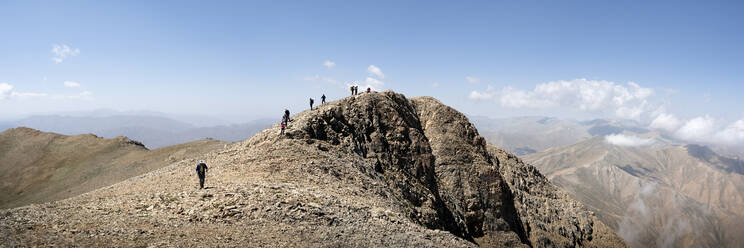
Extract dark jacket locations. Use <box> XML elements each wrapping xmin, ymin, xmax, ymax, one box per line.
<box><xmin>196</xmin><ymin>163</ymin><xmax>208</xmax><ymax>176</ymax></box>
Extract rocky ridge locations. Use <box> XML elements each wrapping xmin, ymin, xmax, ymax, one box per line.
<box><xmin>1</xmin><ymin>91</ymin><xmax>626</xmax><ymax>247</ymax></box>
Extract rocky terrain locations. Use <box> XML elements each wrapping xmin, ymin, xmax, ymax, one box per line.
<box><xmin>1</xmin><ymin>91</ymin><xmax>626</xmax><ymax>247</ymax></box>
<box><xmin>525</xmin><ymin>135</ymin><xmax>744</xmax><ymax>248</ymax></box>
<box><xmin>0</xmin><ymin>127</ymin><xmax>227</xmax><ymax>209</ymax></box>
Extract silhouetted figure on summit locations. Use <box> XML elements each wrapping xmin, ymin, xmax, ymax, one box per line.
<box><xmin>310</xmin><ymin>98</ymin><xmax>315</xmax><ymax>110</ymax></box>
<box><xmin>321</xmin><ymin>94</ymin><xmax>326</xmax><ymax>104</ymax></box>
<box><xmin>195</xmin><ymin>160</ymin><xmax>208</xmax><ymax>189</ymax></box>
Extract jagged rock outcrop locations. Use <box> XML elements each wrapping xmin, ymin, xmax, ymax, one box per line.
<box><xmin>490</xmin><ymin>145</ymin><xmax>627</xmax><ymax>247</ymax></box>
<box><xmin>1</xmin><ymin>91</ymin><xmax>627</xmax><ymax>247</ymax></box>
<box><xmin>412</xmin><ymin>97</ymin><xmax>528</xmax><ymax>246</ymax></box>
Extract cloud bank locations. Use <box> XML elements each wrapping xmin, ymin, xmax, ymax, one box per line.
<box><xmin>469</xmin><ymin>79</ymin><xmax>654</xmax><ymax>120</ymax></box>
<box><xmin>649</xmin><ymin>113</ymin><xmax>744</xmax><ymax>145</ymax></box>
<box><xmin>467</xmin><ymin>78</ymin><xmax>744</xmax><ymax>146</ymax></box>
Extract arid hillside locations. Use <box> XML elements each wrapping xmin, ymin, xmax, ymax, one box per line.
<box><xmin>0</xmin><ymin>127</ymin><xmax>227</xmax><ymax>209</ymax></box>
<box><xmin>525</xmin><ymin>136</ymin><xmax>744</xmax><ymax>248</ymax></box>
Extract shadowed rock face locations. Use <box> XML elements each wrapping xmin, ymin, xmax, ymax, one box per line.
<box><xmin>285</xmin><ymin>91</ymin><xmax>624</xmax><ymax>247</ymax></box>
<box><xmin>491</xmin><ymin>145</ymin><xmax>629</xmax><ymax>247</ymax></box>
<box><xmin>287</xmin><ymin>92</ymin><xmax>462</xmax><ymax>237</ymax></box>
<box><xmin>413</xmin><ymin>96</ymin><xmax>528</xmax><ymax>244</ymax></box>
<box><xmin>1</xmin><ymin>91</ymin><xmax>626</xmax><ymax>247</ymax></box>
<box><xmin>687</xmin><ymin>144</ymin><xmax>744</xmax><ymax>175</ymax></box>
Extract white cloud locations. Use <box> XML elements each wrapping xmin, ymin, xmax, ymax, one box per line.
<box><xmin>648</xmin><ymin>113</ymin><xmax>744</xmax><ymax>146</ymax></box>
<box><xmin>63</xmin><ymin>81</ymin><xmax>81</xmax><ymax>88</ymax></box>
<box><xmin>466</xmin><ymin>76</ymin><xmax>480</xmax><ymax>84</ymax></box>
<box><xmin>364</xmin><ymin>77</ymin><xmax>384</xmax><ymax>90</ymax></box>
<box><xmin>468</xmin><ymin>85</ymin><xmax>497</xmax><ymax>100</ymax></box>
<box><xmin>469</xmin><ymin>79</ymin><xmax>655</xmax><ymax>119</ymax></box>
<box><xmin>367</xmin><ymin>65</ymin><xmax>385</xmax><ymax>79</ymax></box>
<box><xmin>713</xmin><ymin>120</ymin><xmax>744</xmax><ymax>145</ymax></box>
<box><xmin>650</xmin><ymin>113</ymin><xmax>682</xmax><ymax>132</ymax></box>
<box><xmin>431</xmin><ymin>82</ymin><xmax>440</xmax><ymax>88</ymax></box>
<box><xmin>0</xmin><ymin>82</ymin><xmax>92</xmax><ymax>101</ymax></box>
<box><xmin>0</xmin><ymin>83</ymin><xmax>47</xmax><ymax>100</ymax></box>
<box><xmin>51</xmin><ymin>44</ymin><xmax>80</xmax><ymax>64</ymax></box>
<box><xmin>0</xmin><ymin>83</ymin><xmax>13</xmax><ymax>100</ymax></box>
<box><xmin>323</xmin><ymin>60</ymin><xmax>335</xmax><ymax>68</ymax></box>
<box><xmin>675</xmin><ymin>116</ymin><xmax>716</xmax><ymax>141</ymax></box>
<box><xmin>605</xmin><ymin>134</ymin><xmax>655</xmax><ymax>147</ymax></box>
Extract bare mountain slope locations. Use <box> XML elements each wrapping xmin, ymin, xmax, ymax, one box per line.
<box><xmin>0</xmin><ymin>127</ymin><xmax>227</xmax><ymax>209</ymax></box>
<box><xmin>524</xmin><ymin>136</ymin><xmax>744</xmax><ymax>248</ymax></box>
<box><xmin>2</xmin><ymin>91</ymin><xmax>626</xmax><ymax>247</ymax></box>
<box><xmin>488</xmin><ymin>145</ymin><xmax>625</xmax><ymax>247</ymax></box>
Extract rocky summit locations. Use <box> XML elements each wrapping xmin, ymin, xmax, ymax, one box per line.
<box><xmin>1</xmin><ymin>91</ymin><xmax>627</xmax><ymax>247</ymax></box>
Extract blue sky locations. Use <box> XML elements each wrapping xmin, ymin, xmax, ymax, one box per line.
<box><xmin>1</xmin><ymin>1</ymin><xmax>743</xmax><ymax>127</ymax></box>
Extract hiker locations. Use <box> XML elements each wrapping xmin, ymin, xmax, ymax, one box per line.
<box><xmin>283</xmin><ymin>109</ymin><xmax>290</xmax><ymax>125</ymax></box>
<box><xmin>354</xmin><ymin>86</ymin><xmax>359</xmax><ymax>95</ymax></box>
<box><xmin>321</xmin><ymin>94</ymin><xmax>326</xmax><ymax>104</ymax></box>
<box><xmin>310</xmin><ymin>98</ymin><xmax>314</xmax><ymax>110</ymax></box>
<box><xmin>350</xmin><ymin>85</ymin><xmax>354</xmax><ymax>96</ymax></box>
<box><xmin>195</xmin><ymin>160</ymin><xmax>208</xmax><ymax>189</ymax></box>
<box><xmin>366</xmin><ymin>87</ymin><xmax>371</xmax><ymax>93</ymax></box>
<box><xmin>280</xmin><ymin>121</ymin><xmax>286</xmax><ymax>135</ymax></box>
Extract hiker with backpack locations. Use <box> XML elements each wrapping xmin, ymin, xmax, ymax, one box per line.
<box><xmin>310</xmin><ymin>98</ymin><xmax>315</xmax><ymax>110</ymax></box>
<box><xmin>283</xmin><ymin>109</ymin><xmax>290</xmax><ymax>125</ymax></box>
<box><xmin>321</xmin><ymin>94</ymin><xmax>326</xmax><ymax>104</ymax></box>
<box><xmin>350</xmin><ymin>85</ymin><xmax>354</xmax><ymax>96</ymax></box>
<box><xmin>195</xmin><ymin>160</ymin><xmax>208</xmax><ymax>189</ymax></box>
<box><xmin>280</xmin><ymin>109</ymin><xmax>290</xmax><ymax>136</ymax></box>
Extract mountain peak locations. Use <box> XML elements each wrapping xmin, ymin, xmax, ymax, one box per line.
<box><xmin>2</xmin><ymin>91</ymin><xmax>627</xmax><ymax>247</ymax></box>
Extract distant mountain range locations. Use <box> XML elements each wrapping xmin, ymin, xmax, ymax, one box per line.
<box><xmin>471</xmin><ymin>116</ymin><xmax>651</xmax><ymax>155</ymax></box>
<box><xmin>524</xmin><ymin>135</ymin><xmax>744</xmax><ymax>247</ymax></box>
<box><xmin>0</xmin><ymin>114</ymin><xmax>274</xmax><ymax>149</ymax></box>
<box><xmin>471</xmin><ymin>116</ymin><xmax>744</xmax><ymax>247</ymax></box>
